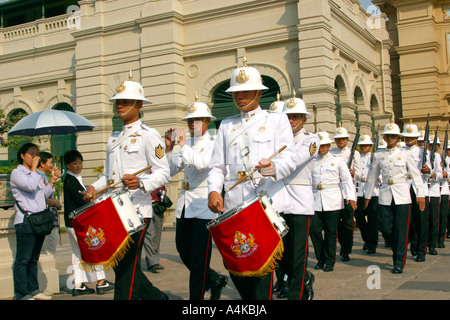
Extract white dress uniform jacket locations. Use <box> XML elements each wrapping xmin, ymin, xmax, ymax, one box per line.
<box><xmin>208</xmin><ymin>107</ymin><xmax>297</xmax><ymax>213</ymax></box>
<box><xmin>357</xmin><ymin>152</ymin><xmax>380</xmax><ymax>198</ymax></box>
<box><xmin>312</xmin><ymin>153</ymin><xmax>356</xmax><ymax>212</ymax></box>
<box><xmin>168</xmin><ymin>131</ymin><xmax>217</xmax><ymax>220</ymax></box>
<box><xmin>259</xmin><ymin>129</ymin><xmax>319</xmax><ymax>214</ymax></box>
<box><xmin>364</xmin><ymin>147</ymin><xmax>425</xmax><ymax>206</ymax></box>
<box><xmin>91</xmin><ymin>119</ymin><xmax>170</xmax><ymax>219</ymax></box>
<box><xmin>403</xmin><ymin>145</ymin><xmax>430</xmax><ymax>197</ymax></box>
<box><xmin>280</xmin><ymin>129</ymin><xmax>319</xmax><ymax>215</ymax></box>
<box><xmin>441</xmin><ymin>155</ymin><xmax>449</xmax><ymax>196</ymax></box>
<box><xmin>428</xmin><ymin>152</ymin><xmax>443</xmax><ymax>198</ymax></box>
<box><xmin>330</xmin><ymin>146</ymin><xmax>361</xmax><ymax>198</ymax></box>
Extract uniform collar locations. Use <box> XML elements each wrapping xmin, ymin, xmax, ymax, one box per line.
<box><xmin>241</xmin><ymin>106</ymin><xmax>262</xmax><ymax>118</ymax></box>
<box><xmin>387</xmin><ymin>146</ymin><xmax>398</xmax><ymax>153</ymax></box>
<box><xmin>294</xmin><ymin>128</ymin><xmax>306</xmax><ymax>140</ymax></box>
<box><xmin>294</xmin><ymin>128</ymin><xmax>307</xmax><ymax>136</ymax></box>
<box><xmin>318</xmin><ymin>152</ymin><xmax>332</xmax><ymax>160</ymax></box>
<box><xmin>404</xmin><ymin>144</ymin><xmax>418</xmax><ymax>150</ymax></box>
<box><xmin>122</xmin><ymin>119</ymin><xmax>142</xmax><ymax>133</ymax></box>
<box><xmin>189</xmin><ymin>130</ymin><xmax>211</xmax><ymax>144</ymax></box>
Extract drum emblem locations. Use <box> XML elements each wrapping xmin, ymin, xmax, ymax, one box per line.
<box><xmin>84</xmin><ymin>225</ymin><xmax>106</xmax><ymax>250</ymax></box>
<box><xmin>231</xmin><ymin>231</ymin><xmax>258</xmax><ymax>258</ymax></box>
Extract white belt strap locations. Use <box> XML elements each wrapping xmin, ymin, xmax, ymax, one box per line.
<box><xmin>283</xmin><ymin>177</ymin><xmax>311</xmax><ymax>186</ymax></box>
<box><xmin>182</xmin><ymin>180</ymin><xmax>208</xmax><ymax>190</ymax></box>
<box><xmin>313</xmin><ymin>183</ymin><xmax>340</xmax><ymax>190</ymax></box>
<box><xmin>231</xmin><ymin>112</ymin><xmax>269</xmax><ymax>175</ymax></box>
<box><xmin>314</xmin><ymin>155</ymin><xmax>332</xmax><ymax>168</ymax></box>
<box><xmin>226</xmin><ymin>171</ymin><xmax>264</xmax><ymax>181</ymax></box>
<box><xmin>226</xmin><ymin>112</ymin><xmax>268</xmax><ymax>149</ymax></box>
<box><xmin>381</xmin><ymin>178</ymin><xmax>407</xmax><ymax>186</ymax></box>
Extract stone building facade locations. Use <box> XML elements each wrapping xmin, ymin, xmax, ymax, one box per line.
<box><xmin>373</xmin><ymin>0</ymin><xmax>450</xmax><ymax>133</ymax></box>
<box><xmin>0</xmin><ymin>0</ymin><xmax>393</xmax><ymax>298</ymax></box>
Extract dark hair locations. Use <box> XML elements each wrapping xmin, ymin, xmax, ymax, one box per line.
<box><xmin>17</xmin><ymin>143</ymin><xmax>39</xmax><ymax>164</ymax></box>
<box><xmin>38</xmin><ymin>151</ymin><xmax>53</xmax><ymax>167</ymax></box>
<box><xmin>64</xmin><ymin>149</ymin><xmax>83</xmax><ymax>167</ymax></box>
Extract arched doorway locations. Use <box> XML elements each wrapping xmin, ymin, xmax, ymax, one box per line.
<box><xmin>210</xmin><ymin>75</ymin><xmax>281</xmax><ymax>129</ymax></box>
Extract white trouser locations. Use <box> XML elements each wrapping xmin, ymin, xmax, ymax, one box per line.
<box><xmin>67</xmin><ymin>227</ymin><xmax>105</xmax><ymax>285</ymax></box>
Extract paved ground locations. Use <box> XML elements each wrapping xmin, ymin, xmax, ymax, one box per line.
<box><xmin>49</xmin><ymin>227</ymin><xmax>450</xmax><ymax>301</ymax></box>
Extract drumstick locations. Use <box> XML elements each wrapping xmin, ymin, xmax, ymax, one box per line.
<box><xmin>81</xmin><ymin>165</ymin><xmax>153</xmax><ymax>198</ymax></box>
<box><xmin>227</xmin><ymin>145</ymin><xmax>287</xmax><ymax>192</ymax></box>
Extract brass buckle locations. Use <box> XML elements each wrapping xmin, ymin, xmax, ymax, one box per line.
<box><xmin>361</xmin><ymin>178</ymin><xmax>366</xmax><ymax>182</ymax></box>
<box><xmin>317</xmin><ymin>184</ymin><xmax>323</xmax><ymax>190</ymax></box>
<box><xmin>182</xmin><ymin>182</ymin><xmax>190</xmax><ymax>190</ymax></box>
<box><xmin>237</xmin><ymin>171</ymin><xmax>247</xmax><ymax>180</ymax></box>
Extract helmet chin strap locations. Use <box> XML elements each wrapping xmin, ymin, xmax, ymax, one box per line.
<box><xmin>292</xmin><ymin>115</ymin><xmax>306</xmax><ymax>132</ymax></box>
<box><xmin>117</xmin><ymin>100</ymin><xmax>138</xmax><ymax>118</ymax></box>
<box><xmin>233</xmin><ymin>91</ymin><xmax>259</xmax><ymax>112</ymax></box>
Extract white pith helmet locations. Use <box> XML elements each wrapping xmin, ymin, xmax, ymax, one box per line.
<box><xmin>378</xmin><ymin>139</ymin><xmax>387</xmax><ymax>149</ymax></box>
<box><xmin>282</xmin><ymin>92</ymin><xmax>312</xmax><ymax>119</ymax></box>
<box><xmin>402</xmin><ymin>120</ymin><xmax>420</xmax><ymax>138</ymax></box>
<box><xmin>382</xmin><ymin>123</ymin><xmax>401</xmax><ymax>136</ymax></box>
<box><xmin>269</xmin><ymin>93</ymin><xmax>284</xmax><ymax>113</ymax></box>
<box><xmin>182</xmin><ymin>92</ymin><xmax>216</xmax><ymax>121</ymax></box>
<box><xmin>418</xmin><ymin>130</ymin><xmax>426</xmax><ymax>141</ymax></box>
<box><xmin>358</xmin><ymin>135</ymin><xmax>373</xmax><ymax>145</ymax></box>
<box><xmin>226</xmin><ymin>56</ymin><xmax>268</xmax><ymax>92</ymax></box>
<box><xmin>428</xmin><ymin>134</ymin><xmax>441</xmax><ymax>144</ymax></box>
<box><xmin>109</xmin><ymin>71</ymin><xmax>152</xmax><ymax>104</ymax></box>
<box><xmin>316</xmin><ymin>131</ymin><xmax>333</xmax><ymax>145</ymax></box>
<box><xmin>333</xmin><ymin>124</ymin><xmax>350</xmax><ymax>139</ymax></box>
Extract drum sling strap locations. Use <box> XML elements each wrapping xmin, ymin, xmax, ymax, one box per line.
<box><xmin>226</xmin><ymin>112</ymin><xmax>268</xmax><ymax>183</ymax></box>
<box><xmin>108</xmin><ymin>128</ymin><xmax>139</xmax><ymax>181</ymax></box>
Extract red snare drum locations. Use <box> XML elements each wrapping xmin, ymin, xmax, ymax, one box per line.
<box><xmin>206</xmin><ymin>194</ymin><xmax>288</xmax><ymax>277</ymax></box>
<box><xmin>70</xmin><ymin>191</ymin><xmax>145</xmax><ymax>269</ymax></box>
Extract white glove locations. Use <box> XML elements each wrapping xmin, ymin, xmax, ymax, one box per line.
<box><xmin>257</xmin><ymin>159</ymin><xmax>276</xmax><ymax>177</ymax></box>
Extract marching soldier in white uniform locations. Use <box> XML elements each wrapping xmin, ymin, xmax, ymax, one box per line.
<box><xmin>444</xmin><ymin>143</ymin><xmax>450</xmax><ymax>240</ymax></box>
<box><xmin>427</xmin><ymin>135</ymin><xmax>443</xmax><ymax>255</ymax></box>
<box><xmin>330</xmin><ymin>125</ymin><xmax>361</xmax><ymax>261</ymax></box>
<box><xmin>354</xmin><ymin>135</ymin><xmax>379</xmax><ymax>254</ymax></box>
<box><xmin>269</xmin><ymin>95</ymin><xmax>319</xmax><ymax>300</ymax></box>
<box><xmin>310</xmin><ymin>131</ymin><xmax>357</xmax><ymax>272</ymax></box>
<box><xmin>439</xmin><ymin>141</ymin><xmax>449</xmax><ymax>247</ymax></box>
<box><xmin>165</xmin><ymin>94</ymin><xmax>227</xmax><ymax>300</ymax></box>
<box><xmin>207</xmin><ymin>58</ymin><xmax>297</xmax><ymax>300</ymax></box>
<box><xmin>267</xmin><ymin>93</ymin><xmax>288</xmax><ymax>296</ymax></box>
<box><xmin>402</xmin><ymin>122</ymin><xmax>430</xmax><ymax>262</ymax></box>
<box><xmin>364</xmin><ymin>123</ymin><xmax>425</xmax><ymax>274</ymax></box>
<box><xmin>86</xmin><ymin>73</ymin><xmax>170</xmax><ymax>300</ymax></box>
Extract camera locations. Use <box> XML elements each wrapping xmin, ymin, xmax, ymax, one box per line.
<box><xmin>157</xmin><ymin>189</ymin><xmax>167</xmax><ymax>203</ymax></box>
